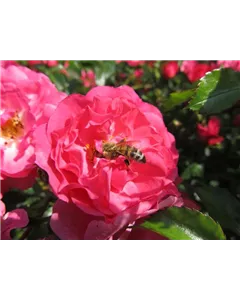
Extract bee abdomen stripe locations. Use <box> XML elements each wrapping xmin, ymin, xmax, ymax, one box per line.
<box><xmin>125</xmin><ymin>145</ymin><xmax>131</xmax><ymax>156</ymax></box>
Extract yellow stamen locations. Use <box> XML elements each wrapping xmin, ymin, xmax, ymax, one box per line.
<box><xmin>85</xmin><ymin>143</ymin><xmax>97</xmax><ymax>162</ymax></box>
<box><xmin>1</xmin><ymin>112</ymin><xmax>24</xmax><ymax>140</ymax></box>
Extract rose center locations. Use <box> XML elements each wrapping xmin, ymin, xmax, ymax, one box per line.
<box><xmin>0</xmin><ymin>112</ymin><xmax>24</xmax><ymax>140</ymax></box>
<box><xmin>85</xmin><ymin>143</ymin><xmax>97</xmax><ymax>162</ymax></box>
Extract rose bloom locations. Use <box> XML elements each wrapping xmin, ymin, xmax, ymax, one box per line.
<box><xmin>197</xmin><ymin>116</ymin><xmax>224</xmax><ymax>145</ymax></box>
<box><xmin>60</xmin><ymin>61</ymin><xmax>70</xmax><ymax>76</ymax></box>
<box><xmin>217</xmin><ymin>60</ymin><xmax>240</xmax><ymax>71</ymax></box>
<box><xmin>0</xmin><ymin>61</ymin><xmax>19</xmax><ymax>67</ymax></box>
<box><xmin>80</xmin><ymin>70</ymin><xmax>96</xmax><ymax>88</ymax></box>
<box><xmin>0</xmin><ymin>64</ymin><xmax>66</xmax><ymax>194</ymax></box>
<box><xmin>134</xmin><ymin>69</ymin><xmax>144</xmax><ymax>79</ymax></box>
<box><xmin>48</xmin><ymin>190</ymin><xmax>197</xmax><ymax>240</ymax></box>
<box><xmin>162</xmin><ymin>61</ymin><xmax>179</xmax><ymax>79</ymax></box>
<box><xmin>1</xmin><ymin>200</ymin><xmax>29</xmax><ymax>240</ymax></box>
<box><xmin>116</xmin><ymin>61</ymin><xmax>146</xmax><ymax>67</ymax></box>
<box><xmin>181</xmin><ymin>61</ymin><xmax>217</xmax><ymax>82</ymax></box>
<box><xmin>27</xmin><ymin>61</ymin><xmax>59</xmax><ymax>68</ymax></box>
<box><xmin>0</xmin><ymin>66</ymin><xmax>67</xmax><ymax>125</ymax></box>
<box><xmin>35</xmin><ymin>86</ymin><xmax>182</xmax><ymax>239</ymax></box>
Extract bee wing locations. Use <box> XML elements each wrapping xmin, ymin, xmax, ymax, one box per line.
<box><xmin>117</xmin><ymin>138</ymin><xmax>142</xmax><ymax>148</ymax></box>
<box><xmin>116</xmin><ymin>139</ymin><xmax>128</xmax><ymax>145</ymax></box>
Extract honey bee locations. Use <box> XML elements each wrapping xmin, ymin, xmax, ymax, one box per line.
<box><xmin>97</xmin><ymin>139</ymin><xmax>146</xmax><ymax>165</ymax></box>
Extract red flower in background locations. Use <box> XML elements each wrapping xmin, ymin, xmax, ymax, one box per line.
<box><xmin>181</xmin><ymin>61</ymin><xmax>217</xmax><ymax>82</ymax></box>
<box><xmin>162</xmin><ymin>61</ymin><xmax>179</xmax><ymax>79</ymax></box>
<box><xmin>197</xmin><ymin>116</ymin><xmax>224</xmax><ymax>145</ymax></box>
<box><xmin>43</xmin><ymin>60</ymin><xmax>58</xmax><ymax>67</ymax></box>
<box><xmin>133</xmin><ymin>69</ymin><xmax>144</xmax><ymax>83</ymax></box>
<box><xmin>0</xmin><ymin>200</ymin><xmax>29</xmax><ymax>240</ymax></box>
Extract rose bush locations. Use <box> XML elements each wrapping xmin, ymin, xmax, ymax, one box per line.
<box><xmin>34</xmin><ymin>86</ymin><xmax>182</xmax><ymax>239</ymax></box>
<box><xmin>2</xmin><ymin>60</ymin><xmax>240</xmax><ymax>240</ymax></box>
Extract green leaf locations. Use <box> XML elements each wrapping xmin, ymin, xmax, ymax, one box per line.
<box><xmin>95</xmin><ymin>61</ymin><xmax>116</xmax><ymax>85</ymax></box>
<box><xmin>188</xmin><ymin>68</ymin><xmax>240</xmax><ymax>114</ymax></box>
<box><xmin>163</xmin><ymin>89</ymin><xmax>194</xmax><ymax>111</ymax></box>
<box><xmin>141</xmin><ymin>207</ymin><xmax>225</xmax><ymax>240</ymax></box>
<box><xmin>195</xmin><ymin>186</ymin><xmax>240</xmax><ymax>236</ymax></box>
<box><xmin>181</xmin><ymin>163</ymin><xmax>204</xmax><ymax>180</ymax></box>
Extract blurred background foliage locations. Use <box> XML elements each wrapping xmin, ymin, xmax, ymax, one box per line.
<box><xmin>2</xmin><ymin>60</ymin><xmax>240</xmax><ymax>240</ymax></box>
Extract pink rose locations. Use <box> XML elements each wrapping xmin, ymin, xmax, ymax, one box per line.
<box><xmin>116</xmin><ymin>61</ymin><xmax>146</xmax><ymax>67</ymax></box>
<box><xmin>217</xmin><ymin>60</ymin><xmax>240</xmax><ymax>71</ymax></box>
<box><xmin>0</xmin><ymin>89</ymin><xmax>37</xmax><ymax>184</ymax></box>
<box><xmin>181</xmin><ymin>61</ymin><xmax>216</xmax><ymax>82</ymax></box>
<box><xmin>80</xmin><ymin>70</ymin><xmax>96</xmax><ymax>88</ymax></box>
<box><xmin>28</xmin><ymin>60</ymin><xmax>59</xmax><ymax>68</ymax></box>
<box><xmin>0</xmin><ymin>64</ymin><xmax>66</xmax><ymax>194</ymax></box>
<box><xmin>0</xmin><ymin>60</ymin><xmax>19</xmax><ymax>67</ymax></box>
<box><xmin>1</xmin><ymin>64</ymin><xmax>66</xmax><ymax>125</ymax></box>
<box><xmin>126</xmin><ymin>61</ymin><xmax>145</xmax><ymax>67</ymax></box>
<box><xmin>35</xmin><ymin>86</ymin><xmax>182</xmax><ymax>239</ymax></box>
<box><xmin>133</xmin><ymin>69</ymin><xmax>144</xmax><ymax>79</ymax></box>
<box><xmin>162</xmin><ymin>61</ymin><xmax>179</xmax><ymax>79</ymax></box>
<box><xmin>1</xmin><ymin>200</ymin><xmax>29</xmax><ymax>240</ymax></box>
<box><xmin>43</xmin><ymin>60</ymin><xmax>58</xmax><ymax>67</ymax></box>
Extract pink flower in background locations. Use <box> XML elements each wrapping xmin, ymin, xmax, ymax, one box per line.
<box><xmin>0</xmin><ymin>88</ymin><xmax>37</xmax><ymax>189</ymax></box>
<box><xmin>27</xmin><ymin>60</ymin><xmax>59</xmax><ymax>68</ymax></box>
<box><xmin>1</xmin><ymin>64</ymin><xmax>66</xmax><ymax>125</ymax></box>
<box><xmin>60</xmin><ymin>61</ymin><xmax>70</xmax><ymax>76</ymax></box>
<box><xmin>181</xmin><ymin>61</ymin><xmax>216</xmax><ymax>82</ymax></box>
<box><xmin>80</xmin><ymin>70</ymin><xmax>96</xmax><ymax>88</ymax></box>
<box><xmin>27</xmin><ymin>61</ymin><xmax>42</xmax><ymax>66</ymax></box>
<box><xmin>217</xmin><ymin>60</ymin><xmax>240</xmax><ymax>71</ymax></box>
<box><xmin>0</xmin><ymin>200</ymin><xmax>29</xmax><ymax>240</ymax></box>
<box><xmin>134</xmin><ymin>69</ymin><xmax>144</xmax><ymax>79</ymax></box>
<box><xmin>0</xmin><ymin>61</ymin><xmax>19</xmax><ymax>67</ymax></box>
<box><xmin>0</xmin><ymin>64</ymin><xmax>66</xmax><ymax>195</ymax></box>
<box><xmin>197</xmin><ymin>116</ymin><xmax>224</xmax><ymax>145</ymax></box>
<box><xmin>43</xmin><ymin>60</ymin><xmax>58</xmax><ymax>67</ymax></box>
<box><xmin>35</xmin><ymin>85</ymin><xmax>182</xmax><ymax>239</ymax></box>
<box><xmin>116</xmin><ymin>61</ymin><xmax>145</xmax><ymax>67</ymax></box>
<box><xmin>162</xmin><ymin>61</ymin><xmax>179</xmax><ymax>79</ymax></box>
<box><xmin>126</xmin><ymin>61</ymin><xmax>145</xmax><ymax>67</ymax></box>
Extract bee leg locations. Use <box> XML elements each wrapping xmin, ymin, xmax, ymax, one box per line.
<box><xmin>124</xmin><ymin>159</ymin><xmax>130</xmax><ymax>167</ymax></box>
